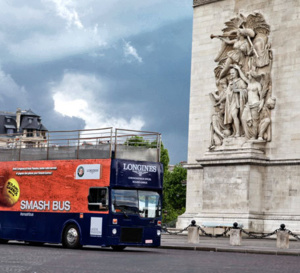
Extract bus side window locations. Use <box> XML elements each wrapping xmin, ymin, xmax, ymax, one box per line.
<box><xmin>88</xmin><ymin>188</ymin><xmax>108</xmax><ymax>211</ymax></box>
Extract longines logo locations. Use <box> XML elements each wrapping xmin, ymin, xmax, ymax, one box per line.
<box><xmin>123</xmin><ymin>163</ymin><xmax>157</xmax><ymax>177</ymax></box>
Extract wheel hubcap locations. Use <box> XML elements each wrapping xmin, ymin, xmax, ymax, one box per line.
<box><xmin>67</xmin><ymin>228</ymin><xmax>78</xmax><ymax>245</ymax></box>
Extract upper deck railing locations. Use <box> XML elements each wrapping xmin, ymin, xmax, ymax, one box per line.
<box><xmin>0</xmin><ymin>128</ymin><xmax>161</xmax><ymax>162</ymax></box>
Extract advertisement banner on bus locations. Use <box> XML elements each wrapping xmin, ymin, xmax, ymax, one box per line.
<box><xmin>110</xmin><ymin>159</ymin><xmax>163</xmax><ymax>189</ymax></box>
<box><xmin>0</xmin><ymin>159</ymin><xmax>111</xmax><ymax>213</ymax></box>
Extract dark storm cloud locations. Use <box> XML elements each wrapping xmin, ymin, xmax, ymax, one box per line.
<box><xmin>95</xmin><ymin>19</ymin><xmax>193</xmax><ymax>163</ymax></box>
<box><xmin>0</xmin><ymin>1</ymin><xmax>193</xmax><ymax>164</ymax></box>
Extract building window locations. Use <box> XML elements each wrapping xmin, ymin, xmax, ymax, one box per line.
<box><xmin>6</xmin><ymin>128</ymin><xmax>14</xmax><ymax>135</ymax></box>
<box><xmin>25</xmin><ymin>142</ymin><xmax>35</xmax><ymax>148</ymax></box>
<box><xmin>26</xmin><ymin>129</ymin><xmax>33</xmax><ymax>137</ymax></box>
<box><xmin>28</xmin><ymin>118</ymin><xmax>33</xmax><ymax>124</ymax></box>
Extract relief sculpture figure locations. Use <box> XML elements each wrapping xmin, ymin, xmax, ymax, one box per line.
<box><xmin>234</xmin><ymin>65</ymin><xmax>263</xmax><ymax>139</ymax></box>
<box><xmin>223</xmin><ymin>68</ymin><xmax>247</xmax><ymax>137</ymax></box>
<box><xmin>215</xmin><ymin>28</ymin><xmax>254</xmax><ymax>82</ymax></box>
<box><xmin>258</xmin><ymin>97</ymin><xmax>276</xmax><ymax>141</ymax></box>
<box><xmin>209</xmin><ymin>12</ymin><xmax>275</xmax><ymax>149</ymax></box>
<box><xmin>209</xmin><ymin>103</ymin><xmax>231</xmax><ymax>149</ymax></box>
<box><xmin>209</xmin><ymin>79</ymin><xmax>231</xmax><ymax>148</ymax></box>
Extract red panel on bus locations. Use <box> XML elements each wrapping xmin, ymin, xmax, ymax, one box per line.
<box><xmin>0</xmin><ymin>159</ymin><xmax>111</xmax><ymax>213</ymax></box>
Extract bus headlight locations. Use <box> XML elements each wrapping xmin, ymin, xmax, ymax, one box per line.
<box><xmin>112</xmin><ymin>228</ymin><xmax>117</xmax><ymax>235</ymax></box>
<box><xmin>157</xmin><ymin>229</ymin><xmax>161</xmax><ymax>236</ymax></box>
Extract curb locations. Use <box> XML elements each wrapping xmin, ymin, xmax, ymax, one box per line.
<box><xmin>159</xmin><ymin>245</ymin><xmax>300</xmax><ymax>256</ymax></box>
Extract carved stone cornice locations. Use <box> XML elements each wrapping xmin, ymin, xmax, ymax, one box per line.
<box><xmin>193</xmin><ymin>0</ymin><xmax>223</xmax><ymax>7</ymax></box>
<box><xmin>196</xmin><ymin>158</ymin><xmax>300</xmax><ymax>167</ymax></box>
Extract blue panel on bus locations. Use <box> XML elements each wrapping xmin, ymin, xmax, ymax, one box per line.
<box><xmin>110</xmin><ymin>159</ymin><xmax>163</xmax><ymax>189</ymax></box>
<box><xmin>0</xmin><ymin>211</ymin><xmax>161</xmax><ymax>247</ymax></box>
<box><xmin>0</xmin><ymin>211</ymin><xmax>110</xmax><ymax>246</ymax></box>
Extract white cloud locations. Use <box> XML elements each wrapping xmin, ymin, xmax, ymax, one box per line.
<box><xmin>123</xmin><ymin>41</ymin><xmax>143</xmax><ymax>63</ymax></box>
<box><xmin>45</xmin><ymin>0</ymin><xmax>84</xmax><ymax>29</ymax></box>
<box><xmin>51</xmin><ymin>72</ymin><xmax>145</xmax><ymax>130</ymax></box>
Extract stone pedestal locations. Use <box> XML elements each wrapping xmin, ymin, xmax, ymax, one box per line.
<box><xmin>230</xmin><ymin>229</ymin><xmax>242</xmax><ymax>246</ymax></box>
<box><xmin>178</xmin><ymin>140</ymin><xmax>300</xmax><ymax>232</ymax></box>
<box><xmin>276</xmin><ymin>230</ymin><xmax>289</xmax><ymax>249</ymax></box>
<box><xmin>195</xmin><ymin>144</ymin><xmax>267</xmax><ymax>232</ymax></box>
<box><xmin>187</xmin><ymin>226</ymin><xmax>199</xmax><ymax>244</ymax></box>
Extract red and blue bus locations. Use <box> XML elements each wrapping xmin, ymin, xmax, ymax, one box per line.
<box><xmin>0</xmin><ymin>128</ymin><xmax>163</xmax><ymax>250</ymax></box>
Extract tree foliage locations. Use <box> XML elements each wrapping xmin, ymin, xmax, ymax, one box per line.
<box><xmin>163</xmin><ymin>164</ymin><xmax>186</xmax><ymax>224</ymax></box>
<box><xmin>164</xmin><ymin>165</ymin><xmax>186</xmax><ymax>209</ymax></box>
<box><xmin>160</xmin><ymin>142</ymin><xmax>169</xmax><ymax>174</ymax></box>
<box><xmin>124</xmin><ymin>136</ymin><xmax>151</xmax><ymax>147</ymax></box>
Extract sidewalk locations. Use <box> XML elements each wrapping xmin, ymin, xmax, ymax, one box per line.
<box><xmin>160</xmin><ymin>233</ymin><xmax>300</xmax><ymax>256</ymax></box>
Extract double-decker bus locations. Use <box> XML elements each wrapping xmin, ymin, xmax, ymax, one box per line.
<box><xmin>0</xmin><ymin>128</ymin><xmax>163</xmax><ymax>250</ymax></box>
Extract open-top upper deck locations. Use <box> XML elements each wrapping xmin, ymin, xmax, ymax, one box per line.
<box><xmin>0</xmin><ymin>128</ymin><xmax>161</xmax><ymax>162</ymax></box>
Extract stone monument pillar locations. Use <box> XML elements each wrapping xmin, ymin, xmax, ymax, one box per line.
<box><xmin>177</xmin><ymin>0</ymin><xmax>300</xmax><ymax>233</ymax></box>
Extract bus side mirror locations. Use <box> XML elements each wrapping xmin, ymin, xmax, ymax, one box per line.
<box><xmin>156</xmin><ymin>208</ymin><xmax>162</xmax><ymax>217</ymax></box>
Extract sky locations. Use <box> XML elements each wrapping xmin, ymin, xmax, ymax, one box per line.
<box><xmin>0</xmin><ymin>0</ymin><xmax>193</xmax><ymax>164</ymax></box>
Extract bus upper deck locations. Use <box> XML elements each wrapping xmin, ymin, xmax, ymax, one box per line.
<box><xmin>0</xmin><ymin>128</ymin><xmax>161</xmax><ymax>163</ymax></box>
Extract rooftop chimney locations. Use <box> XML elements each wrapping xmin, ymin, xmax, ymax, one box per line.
<box><xmin>16</xmin><ymin>108</ymin><xmax>21</xmax><ymax>132</ymax></box>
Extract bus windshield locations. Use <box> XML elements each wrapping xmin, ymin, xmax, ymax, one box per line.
<box><xmin>112</xmin><ymin>189</ymin><xmax>161</xmax><ymax>218</ymax></box>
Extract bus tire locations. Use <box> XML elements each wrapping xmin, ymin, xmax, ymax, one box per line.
<box><xmin>62</xmin><ymin>224</ymin><xmax>82</xmax><ymax>249</ymax></box>
<box><xmin>111</xmin><ymin>245</ymin><xmax>126</xmax><ymax>251</ymax></box>
<box><xmin>0</xmin><ymin>239</ymin><xmax>8</xmax><ymax>244</ymax></box>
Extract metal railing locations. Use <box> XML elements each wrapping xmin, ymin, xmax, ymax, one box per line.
<box><xmin>115</xmin><ymin>128</ymin><xmax>161</xmax><ymax>162</ymax></box>
<box><xmin>0</xmin><ymin>128</ymin><xmax>161</xmax><ymax>162</ymax></box>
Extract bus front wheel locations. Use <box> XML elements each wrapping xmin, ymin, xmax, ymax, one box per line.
<box><xmin>62</xmin><ymin>224</ymin><xmax>82</xmax><ymax>249</ymax></box>
<box><xmin>111</xmin><ymin>245</ymin><xmax>126</xmax><ymax>251</ymax></box>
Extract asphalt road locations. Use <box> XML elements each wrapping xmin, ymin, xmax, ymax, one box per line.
<box><xmin>0</xmin><ymin>242</ymin><xmax>299</xmax><ymax>273</ymax></box>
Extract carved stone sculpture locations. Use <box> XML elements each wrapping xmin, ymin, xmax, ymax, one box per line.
<box><xmin>258</xmin><ymin>97</ymin><xmax>276</xmax><ymax>141</ymax></box>
<box><xmin>209</xmin><ymin>12</ymin><xmax>275</xmax><ymax>148</ymax></box>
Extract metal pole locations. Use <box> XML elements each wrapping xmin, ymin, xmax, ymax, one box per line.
<box><xmin>109</xmin><ymin>128</ymin><xmax>113</xmax><ymax>158</ymax></box>
<box><xmin>46</xmin><ymin>132</ymin><xmax>50</xmax><ymax>160</ymax></box>
<box><xmin>77</xmin><ymin>131</ymin><xmax>80</xmax><ymax>159</ymax></box>
<box><xmin>157</xmin><ymin>134</ymin><xmax>161</xmax><ymax>162</ymax></box>
<box><xmin>18</xmin><ymin>138</ymin><xmax>22</xmax><ymax>161</ymax></box>
<box><xmin>114</xmin><ymin>129</ymin><xmax>118</xmax><ymax>159</ymax></box>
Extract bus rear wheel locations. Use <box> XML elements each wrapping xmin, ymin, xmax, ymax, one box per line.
<box><xmin>111</xmin><ymin>245</ymin><xmax>126</xmax><ymax>251</ymax></box>
<box><xmin>62</xmin><ymin>224</ymin><xmax>82</xmax><ymax>249</ymax></box>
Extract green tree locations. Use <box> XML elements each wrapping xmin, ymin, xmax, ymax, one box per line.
<box><xmin>163</xmin><ymin>164</ymin><xmax>187</xmax><ymax>225</ymax></box>
<box><xmin>124</xmin><ymin>136</ymin><xmax>151</xmax><ymax>147</ymax></box>
<box><xmin>159</xmin><ymin>142</ymin><xmax>169</xmax><ymax>174</ymax></box>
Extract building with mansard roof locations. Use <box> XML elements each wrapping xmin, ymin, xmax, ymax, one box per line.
<box><xmin>0</xmin><ymin>108</ymin><xmax>48</xmax><ymax>148</ymax></box>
